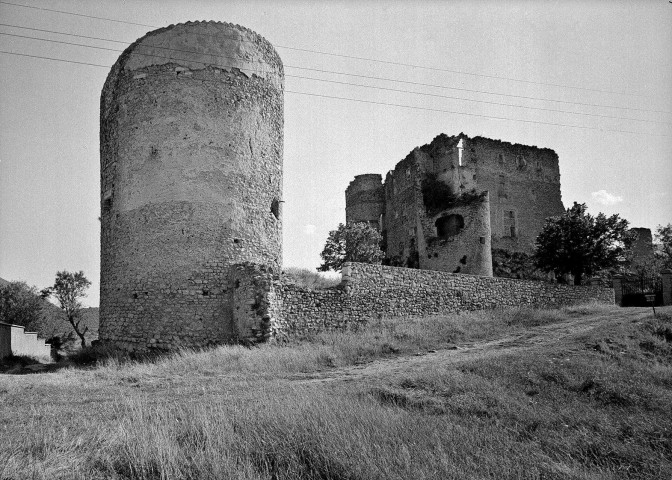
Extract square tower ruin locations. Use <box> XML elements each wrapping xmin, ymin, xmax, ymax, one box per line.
<box><xmin>345</xmin><ymin>133</ymin><xmax>565</xmax><ymax>275</ymax></box>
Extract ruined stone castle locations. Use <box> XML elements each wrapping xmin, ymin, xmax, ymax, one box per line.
<box><xmin>98</xmin><ymin>22</ymin><xmax>612</xmax><ymax>352</ymax></box>
<box><xmin>99</xmin><ymin>22</ymin><xmax>283</xmax><ymax>350</ymax></box>
<box><xmin>346</xmin><ymin>133</ymin><xmax>565</xmax><ymax>275</ymax></box>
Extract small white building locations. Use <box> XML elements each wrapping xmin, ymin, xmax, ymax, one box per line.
<box><xmin>0</xmin><ymin>322</ymin><xmax>51</xmax><ymax>362</ymax></box>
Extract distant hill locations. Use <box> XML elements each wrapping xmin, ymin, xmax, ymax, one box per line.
<box><xmin>0</xmin><ymin>276</ymin><xmax>99</xmax><ymax>348</ymax></box>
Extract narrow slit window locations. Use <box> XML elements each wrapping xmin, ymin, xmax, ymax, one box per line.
<box><xmin>457</xmin><ymin>138</ymin><xmax>464</xmax><ymax>166</ymax></box>
<box><xmin>503</xmin><ymin>210</ymin><xmax>517</xmax><ymax>237</ymax></box>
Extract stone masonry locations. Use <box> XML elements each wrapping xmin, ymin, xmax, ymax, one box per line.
<box><xmin>345</xmin><ymin>133</ymin><xmax>564</xmax><ymax>274</ymax></box>
<box><xmin>233</xmin><ymin>262</ymin><xmax>614</xmax><ymax>341</ymax></box>
<box><xmin>99</xmin><ymin>22</ymin><xmax>283</xmax><ymax>351</ymax></box>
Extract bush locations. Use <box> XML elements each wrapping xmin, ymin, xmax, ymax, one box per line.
<box><xmin>0</xmin><ymin>280</ymin><xmax>43</xmax><ymax>329</ymax></box>
<box><xmin>282</xmin><ymin>268</ymin><xmax>341</xmax><ymax>290</ymax></box>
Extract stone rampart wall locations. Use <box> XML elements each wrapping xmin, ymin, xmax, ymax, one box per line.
<box><xmin>233</xmin><ymin>262</ymin><xmax>614</xmax><ymax>340</ymax></box>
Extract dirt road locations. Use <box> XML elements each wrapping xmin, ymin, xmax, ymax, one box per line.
<box><xmin>290</xmin><ymin>307</ymin><xmax>662</xmax><ymax>385</ymax></box>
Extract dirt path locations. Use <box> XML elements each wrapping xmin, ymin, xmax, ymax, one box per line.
<box><xmin>290</xmin><ymin>308</ymin><xmax>657</xmax><ymax>385</ymax></box>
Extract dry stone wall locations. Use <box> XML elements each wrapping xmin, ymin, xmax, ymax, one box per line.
<box><xmin>234</xmin><ymin>262</ymin><xmax>614</xmax><ymax>341</ymax></box>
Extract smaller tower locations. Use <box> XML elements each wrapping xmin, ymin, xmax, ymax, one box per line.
<box><xmin>419</xmin><ymin>191</ymin><xmax>493</xmax><ymax>277</ymax></box>
<box><xmin>630</xmin><ymin>227</ymin><xmax>654</xmax><ymax>268</ymax></box>
<box><xmin>345</xmin><ymin>174</ymin><xmax>385</xmax><ymax>229</ymax></box>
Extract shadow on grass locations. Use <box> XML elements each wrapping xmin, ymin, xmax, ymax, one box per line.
<box><xmin>0</xmin><ymin>343</ymin><xmax>178</xmax><ymax>375</ymax></box>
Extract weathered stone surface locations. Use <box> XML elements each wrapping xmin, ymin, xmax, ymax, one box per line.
<box><xmin>99</xmin><ymin>21</ymin><xmax>283</xmax><ymax>351</ymax></box>
<box><xmin>235</xmin><ymin>262</ymin><xmax>614</xmax><ymax>341</ymax></box>
<box><xmin>346</xmin><ymin>133</ymin><xmax>564</xmax><ymax>274</ymax></box>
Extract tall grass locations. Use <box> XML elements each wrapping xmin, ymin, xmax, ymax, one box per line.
<box><xmin>1</xmin><ymin>304</ymin><xmax>669</xmax><ymax>479</ymax></box>
<box><xmin>281</xmin><ymin>267</ymin><xmax>341</xmax><ymax>290</ymax></box>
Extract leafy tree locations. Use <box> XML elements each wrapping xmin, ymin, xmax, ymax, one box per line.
<box><xmin>0</xmin><ymin>281</ymin><xmax>43</xmax><ymax>329</ymax></box>
<box><xmin>534</xmin><ymin>203</ymin><xmax>635</xmax><ymax>285</ymax></box>
<box><xmin>318</xmin><ymin>222</ymin><xmax>383</xmax><ymax>272</ymax></box>
<box><xmin>43</xmin><ymin>271</ymin><xmax>92</xmax><ymax>348</ymax></box>
<box><xmin>654</xmin><ymin>223</ymin><xmax>672</xmax><ymax>269</ymax></box>
<box><xmin>491</xmin><ymin>249</ymin><xmax>547</xmax><ymax>281</ymax></box>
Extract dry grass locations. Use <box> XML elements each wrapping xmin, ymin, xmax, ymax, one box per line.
<box><xmin>281</xmin><ymin>267</ymin><xmax>341</xmax><ymax>290</ymax></box>
<box><xmin>1</xmin><ymin>303</ymin><xmax>670</xmax><ymax>479</ymax></box>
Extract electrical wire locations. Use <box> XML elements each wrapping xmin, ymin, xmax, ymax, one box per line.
<box><xmin>0</xmin><ymin>49</ymin><xmax>666</xmax><ymax>138</ymax></box>
<box><xmin>1</xmin><ymin>29</ymin><xmax>669</xmax><ymax>121</ymax></box>
<box><xmin>0</xmin><ymin>0</ymin><xmax>650</xmax><ymax>98</ymax></box>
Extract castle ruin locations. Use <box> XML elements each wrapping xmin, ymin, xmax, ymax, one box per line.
<box><xmin>346</xmin><ymin>133</ymin><xmax>565</xmax><ymax>275</ymax></box>
<box><xmin>99</xmin><ymin>22</ymin><xmax>283</xmax><ymax>351</ymax></box>
<box><xmin>97</xmin><ymin>23</ymin><xmax>616</xmax><ymax>352</ymax></box>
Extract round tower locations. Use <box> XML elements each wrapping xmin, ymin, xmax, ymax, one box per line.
<box><xmin>420</xmin><ymin>192</ymin><xmax>493</xmax><ymax>277</ymax></box>
<box><xmin>99</xmin><ymin>22</ymin><xmax>283</xmax><ymax>351</ymax></box>
<box><xmin>345</xmin><ymin>174</ymin><xmax>385</xmax><ymax>228</ymax></box>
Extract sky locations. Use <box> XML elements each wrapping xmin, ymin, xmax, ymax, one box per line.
<box><xmin>0</xmin><ymin>0</ymin><xmax>670</xmax><ymax>307</ymax></box>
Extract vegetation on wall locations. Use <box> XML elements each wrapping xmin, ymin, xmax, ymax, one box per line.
<box><xmin>282</xmin><ymin>268</ymin><xmax>341</xmax><ymax>290</ymax></box>
<box><xmin>318</xmin><ymin>222</ymin><xmax>384</xmax><ymax>272</ymax></box>
<box><xmin>534</xmin><ymin>203</ymin><xmax>635</xmax><ymax>285</ymax></box>
<box><xmin>421</xmin><ymin>172</ymin><xmax>484</xmax><ymax>216</ymax></box>
<box><xmin>491</xmin><ymin>249</ymin><xmax>547</xmax><ymax>280</ymax></box>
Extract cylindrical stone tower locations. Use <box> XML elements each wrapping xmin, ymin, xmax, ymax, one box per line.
<box><xmin>345</xmin><ymin>174</ymin><xmax>385</xmax><ymax>228</ymax></box>
<box><xmin>420</xmin><ymin>192</ymin><xmax>493</xmax><ymax>277</ymax></box>
<box><xmin>99</xmin><ymin>22</ymin><xmax>283</xmax><ymax>351</ymax></box>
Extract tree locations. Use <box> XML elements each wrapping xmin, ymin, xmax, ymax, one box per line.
<box><xmin>534</xmin><ymin>203</ymin><xmax>635</xmax><ymax>285</ymax></box>
<box><xmin>491</xmin><ymin>249</ymin><xmax>547</xmax><ymax>281</ymax></box>
<box><xmin>0</xmin><ymin>281</ymin><xmax>43</xmax><ymax>329</ymax></box>
<box><xmin>43</xmin><ymin>271</ymin><xmax>92</xmax><ymax>348</ymax></box>
<box><xmin>654</xmin><ymin>223</ymin><xmax>672</xmax><ymax>269</ymax></box>
<box><xmin>318</xmin><ymin>222</ymin><xmax>384</xmax><ymax>272</ymax></box>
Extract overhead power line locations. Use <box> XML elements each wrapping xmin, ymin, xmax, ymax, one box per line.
<box><xmin>287</xmin><ymin>64</ymin><xmax>671</xmax><ymax>116</ymax></box>
<box><xmin>1</xmin><ymin>28</ymin><xmax>669</xmax><ymax>120</ymax></box>
<box><xmin>0</xmin><ymin>0</ymin><xmax>648</xmax><ymax>98</ymax></box>
<box><xmin>0</xmin><ymin>0</ymin><xmax>155</xmax><ymax>27</ymax></box>
<box><xmin>285</xmin><ymin>90</ymin><xmax>669</xmax><ymax>137</ymax></box>
<box><xmin>292</xmin><ymin>75</ymin><xmax>669</xmax><ymax>125</ymax></box>
<box><xmin>0</xmin><ymin>49</ymin><xmax>108</xmax><ymax>68</ymax></box>
<box><xmin>0</xmin><ymin>49</ymin><xmax>667</xmax><ymax>138</ymax></box>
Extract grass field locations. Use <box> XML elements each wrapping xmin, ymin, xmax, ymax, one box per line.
<box><xmin>1</xmin><ymin>303</ymin><xmax>670</xmax><ymax>479</ymax></box>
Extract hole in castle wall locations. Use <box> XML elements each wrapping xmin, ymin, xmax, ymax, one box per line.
<box><xmin>436</xmin><ymin>214</ymin><xmax>464</xmax><ymax>238</ymax></box>
<box><xmin>271</xmin><ymin>198</ymin><xmax>280</xmax><ymax>219</ymax></box>
<box><xmin>460</xmin><ymin>255</ymin><xmax>468</xmax><ymax>265</ymax></box>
